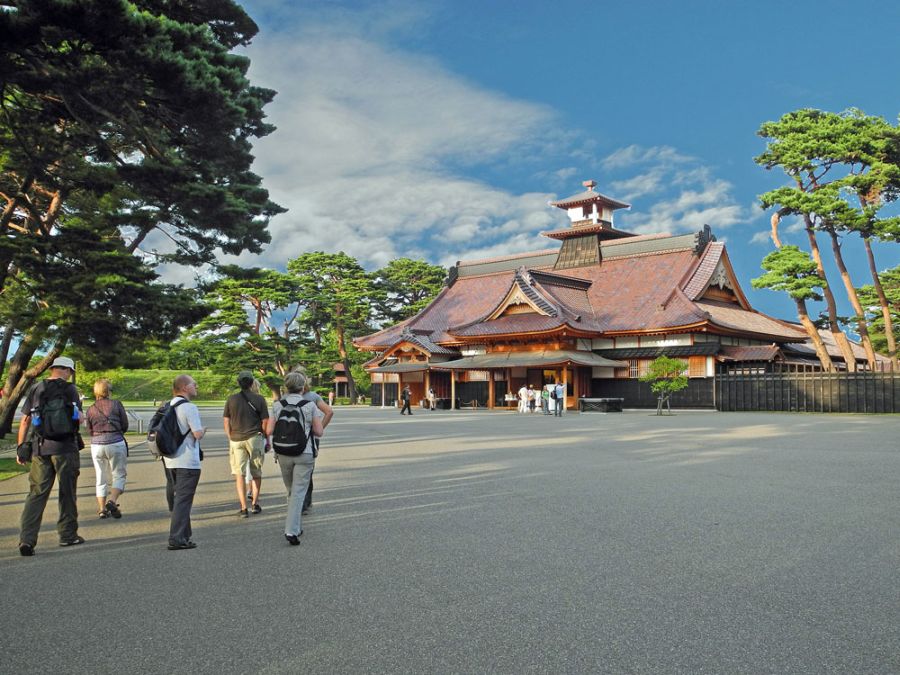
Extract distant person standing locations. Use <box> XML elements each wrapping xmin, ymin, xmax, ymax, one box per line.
<box><xmin>527</xmin><ymin>385</ymin><xmax>537</xmax><ymax>413</ymax></box>
<box><xmin>554</xmin><ymin>382</ymin><xmax>565</xmax><ymax>416</ymax></box>
<box><xmin>328</xmin><ymin>390</ymin><xmax>335</xmax><ymax>406</ymax></box>
<box><xmin>85</xmin><ymin>379</ymin><xmax>129</xmax><ymax>519</ymax></box>
<box><xmin>399</xmin><ymin>385</ymin><xmax>413</xmax><ymax>415</ymax></box>
<box><xmin>224</xmin><ymin>371</ymin><xmax>269</xmax><ymax>518</ymax></box>
<box><xmin>518</xmin><ymin>384</ymin><xmax>528</xmax><ymax>413</ymax></box>
<box><xmin>541</xmin><ymin>385</ymin><xmax>551</xmax><ymax>415</ymax></box>
<box><xmin>16</xmin><ymin>356</ymin><xmax>84</xmax><ymax>556</ymax></box>
<box><xmin>427</xmin><ymin>387</ymin><xmax>436</xmax><ymax>410</ymax></box>
<box><xmin>164</xmin><ymin>374</ymin><xmax>206</xmax><ymax>551</ymax></box>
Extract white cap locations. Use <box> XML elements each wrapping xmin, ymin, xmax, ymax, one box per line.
<box><xmin>51</xmin><ymin>356</ymin><xmax>76</xmax><ymax>371</ymax></box>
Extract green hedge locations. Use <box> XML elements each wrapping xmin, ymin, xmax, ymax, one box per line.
<box><xmin>75</xmin><ymin>369</ymin><xmax>265</xmax><ymax>402</ymax></box>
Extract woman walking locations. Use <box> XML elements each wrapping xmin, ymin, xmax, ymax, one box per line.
<box><xmin>85</xmin><ymin>379</ymin><xmax>129</xmax><ymax>519</ymax></box>
<box><xmin>267</xmin><ymin>371</ymin><xmax>324</xmax><ymax>545</ymax></box>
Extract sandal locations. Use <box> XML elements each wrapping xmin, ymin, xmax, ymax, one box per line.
<box><xmin>98</xmin><ymin>510</ymin><xmax>109</xmax><ymax>519</ymax></box>
<box><xmin>105</xmin><ymin>500</ymin><xmax>122</xmax><ymax>519</ymax></box>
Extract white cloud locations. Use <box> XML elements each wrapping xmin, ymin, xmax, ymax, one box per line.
<box><xmin>603</xmin><ymin>144</ymin><xmax>748</xmax><ymax>236</ymax></box>
<box><xmin>220</xmin><ymin>17</ymin><xmax>571</xmax><ymax>272</ymax></box>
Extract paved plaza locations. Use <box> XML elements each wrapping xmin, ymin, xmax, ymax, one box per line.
<box><xmin>1</xmin><ymin>407</ymin><xmax>897</xmax><ymax>673</ymax></box>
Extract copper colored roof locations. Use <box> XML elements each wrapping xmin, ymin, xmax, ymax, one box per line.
<box><xmin>717</xmin><ymin>345</ymin><xmax>781</xmax><ymax>362</ymax></box>
<box><xmin>354</xmin><ymin>227</ymin><xmax>805</xmax><ymax>357</ymax></box>
<box><xmin>541</xmin><ymin>223</ymin><xmax>636</xmax><ymax>241</ymax></box>
<box><xmin>431</xmin><ymin>350</ymin><xmax>627</xmax><ymax>370</ymax></box>
<box><xmin>550</xmin><ymin>190</ymin><xmax>631</xmax><ymax>209</ymax></box>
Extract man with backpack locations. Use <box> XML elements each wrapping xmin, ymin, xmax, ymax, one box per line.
<box><xmin>223</xmin><ymin>371</ymin><xmax>269</xmax><ymax>518</ymax></box>
<box><xmin>267</xmin><ymin>371</ymin><xmax>324</xmax><ymax>546</ymax></box>
<box><xmin>163</xmin><ymin>374</ymin><xmax>206</xmax><ymax>551</ymax></box>
<box><xmin>15</xmin><ymin>356</ymin><xmax>84</xmax><ymax>556</ymax></box>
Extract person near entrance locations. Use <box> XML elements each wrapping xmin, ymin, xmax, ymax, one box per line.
<box><xmin>518</xmin><ymin>384</ymin><xmax>528</xmax><ymax>413</ymax></box>
<box><xmin>400</xmin><ymin>385</ymin><xmax>413</xmax><ymax>415</ymax></box>
<box><xmin>554</xmin><ymin>382</ymin><xmax>565</xmax><ymax>416</ymax></box>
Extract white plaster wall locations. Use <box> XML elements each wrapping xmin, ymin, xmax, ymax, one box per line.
<box><xmin>592</xmin><ymin>338</ymin><xmax>614</xmax><ymax>349</ymax></box>
<box><xmin>615</xmin><ymin>337</ymin><xmax>639</xmax><ymax>348</ymax></box>
<box><xmin>641</xmin><ymin>335</ymin><xmax>691</xmax><ymax>347</ymax></box>
<box><xmin>577</xmin><ymin>339</ymin><xmax>593</xmax><ymax>351</ymax></box>
<box><xmin>461</xmin><ymin>345</ymin><xmax>487</xmax><ymax>355</ymax></box>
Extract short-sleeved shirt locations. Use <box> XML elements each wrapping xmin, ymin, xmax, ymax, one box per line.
<box><xmin>223</xmin><ymin>390</ymin><xmax>269</xmax><ymax>441</ymax></box>
<box><xmin>86</xmin><ymin>398</ymin><xmax>129</xmax><ymax>444</ymax></box>
<box><xmin>21</xmin><ymin>378</ymin><xmax>82</xmax><ymax>456</ymax></box>
<box><xmin>163</xmin><ymin>397</ymin><xmax>204</xmax><ymax>470</ymax></box>
<box><xmin>272</xmin><ymin>393</ymin><xmax>324</xmax><ymax>455</ymax></box>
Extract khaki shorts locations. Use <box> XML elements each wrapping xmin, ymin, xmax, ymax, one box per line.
<box><xmin>229</xmin><ymin>436</ymin><xmax>265</xmax><ymax>478</ymax></box>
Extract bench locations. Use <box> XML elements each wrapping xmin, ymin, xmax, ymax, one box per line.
<box><xmin>578</xmin><ymin>397</ymin><xmax>624</xmax><ymax>413</ymax></box>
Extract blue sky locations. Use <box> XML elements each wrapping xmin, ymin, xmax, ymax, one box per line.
<box><xmin>228</xmin><ymin>0</ymin><xmax>900</xmax><ymax>325</ymax></box>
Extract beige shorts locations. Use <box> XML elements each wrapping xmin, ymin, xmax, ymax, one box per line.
<box><xmin>229</xmin><ymin>436</ymin><xmax>265</xmax><ymax>478</ymax></box>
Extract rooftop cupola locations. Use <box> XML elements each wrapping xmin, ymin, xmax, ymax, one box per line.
<box><xmin>543</xmin><ymin>180</ymin><xmax>635</xmax><ymax>270</ymax></box>
<box><xmin>549</xmin><ymin>179</ymin><xmax>631</xmax><ymax>227</ymax></box>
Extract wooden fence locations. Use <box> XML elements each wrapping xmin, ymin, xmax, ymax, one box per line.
<box><xmin>715</xmin><ymin>372</ymin><xmax>900</xmax><ymax>413</ymax></box>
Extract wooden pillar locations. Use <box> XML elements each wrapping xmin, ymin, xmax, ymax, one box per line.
<box><xmin>381</xmin><ymin>381</ymin><xmax>386</xmax><ymax>409</ymax></box>
<box><xmin>488</xmin><ymin>372</ymin><xmax>495</xmax><ymax>410</ymax></box>
<box><xmin>563</xmin><ymin>366</ymin><xmax>569</xmax><ymax>411</ymax></box>
<box><xmin>451</xmin><ymin>370</ymin><xmax>457</xmax><ymax>410</ymax></box>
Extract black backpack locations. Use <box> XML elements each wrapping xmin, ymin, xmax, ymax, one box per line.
<box><xmin>147</xmin><ymin>398</ymin><xmax>189</xmax><ymax>459</ymax></box>
<box><xmin>272</xmin><ymin>398</ymin><xmax>311</xmax><ymax>456</ymax></box>
<box><xmin>33</xmin><ymin>379</ymin><xmax>79</xmax><ymax>441</ymax></box>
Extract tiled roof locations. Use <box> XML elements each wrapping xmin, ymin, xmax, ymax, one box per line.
<box><xmin>355</xmin><ymin>228</ymin><xmax>805</xmax><ymax>355</ymax></box>
<box><xmin>550</xmin><ymin>190</ymin><xmax>631</xmax><ymax>209</ymax></box>
<box><xmin>541</xmin><ymin>223</ymin><xmax>636</xmax><ymax>241</ymax></box>
<box><xmin>718</xmin><ymin>345</ymin><xmax>781</xmax><ymax>362</ymax></box>
<box><xmin>596</xmin><ymin>343</ymin><xmax>722</xmax><ymax>359</ymax></box>
<box><xmin>695</xmin><ymin>300</ymin><xmax>806</xmax><ymax>341</ymax></box>
<box><xmin>683</xmin><ymin>241</ymin><xmax>724</xmax><ymax>300</ymax></box>
<box><xmin>451</xmin><ymin>313</ymin><xmax>565</xmax><ymax>337</ymax></box>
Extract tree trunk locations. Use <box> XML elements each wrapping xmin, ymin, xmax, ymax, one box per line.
<box><xmin>803</xmin><ymin>218</ymin><xmax>858</xmax><ymax>370</ymax></box>
<box><xmin>335</xmin><ymin>324</ymin><xmax>357</xmax><ymax>402</ymax></box>
<box><xmin>825</xmin><ymin>227</ymin><xmax>877</xmax><ymax>368</ymax></box>
<box><xmin>795</xmin><ymin>298</ymin><xmax>834</xmax><ymax>371</ymax></box>
<box><xmin>0</xmin><ymin>331</ymin><xmax>65</xmax><ymax>437</ymax></box>
<box><xmin>0</xmin><ymin>322</ymin><xmax>14</xmax><ymax>383</ymax></box>
<box><xmin>863</xmin><ymin>236</ymin><xmax>897</xmax><ymax>369</ymax></box>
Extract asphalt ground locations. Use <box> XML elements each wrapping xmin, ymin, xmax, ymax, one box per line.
<box><xmin>0</xmin><ymin>407</ymin><xmax>897</xmax><ymax>674</ymax></box>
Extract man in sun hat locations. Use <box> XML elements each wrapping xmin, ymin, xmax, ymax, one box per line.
<box><xmin>16</xmin><ymin>356</ymin><xmax>84</xmax><ymax>556</ymax></box>
<box><xmin>223</xmin><ymin>370</ymin><xmax>269</xmax><ymax>517</ymax></box>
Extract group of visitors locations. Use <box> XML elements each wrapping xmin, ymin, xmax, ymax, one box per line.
<box><xmin>517</xmin><ymin>382</ymin><xmax>566</xmax><ymax>416</ymax></box>
<box><xmin>15</xmin><ymin>357</ymin><xmax>334</xmax><ymax>556</ymax></box>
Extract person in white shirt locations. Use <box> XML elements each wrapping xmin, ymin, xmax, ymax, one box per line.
<box><xmin>267</xmin><ymin>371</ymin><xmax>324</xmax><ymax>546</ymax></box>
<box><xmin>518</xmin><ymin>385</ymin><xmax>528</xmax><ymax>413</ymax></box>
<box><xmin>164</xmin><ymin>374</ymin><xmax>206</xmax><ymax>551</ymax></box>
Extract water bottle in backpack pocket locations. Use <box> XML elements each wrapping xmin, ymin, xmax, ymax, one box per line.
<box><xmin>33</xmin><ymin>379</ymin><xmax>79</xmax><ymax>441</ymax></box>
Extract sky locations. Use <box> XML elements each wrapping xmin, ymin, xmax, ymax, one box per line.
<box><xmin>225</xmin><ymin>0</ymin><xmax>900</xmax><ymax>325</ymax></box>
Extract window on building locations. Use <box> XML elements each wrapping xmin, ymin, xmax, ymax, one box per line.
<box><xmin>688</xmin><ymin>356</ymin><xmax>706</xmax><ymax>378</ymax></box>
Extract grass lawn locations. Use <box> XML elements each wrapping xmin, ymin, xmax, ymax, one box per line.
<box><xmin>0</xmin><ymin>457</ymin><xmax>27</xmax><ymax>481</ymax></box>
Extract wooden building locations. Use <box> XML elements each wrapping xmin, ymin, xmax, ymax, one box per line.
<box><xmin>355</xmin><ymin>181</ymin><xmax>864</xmax><ymax>410</ymax></box>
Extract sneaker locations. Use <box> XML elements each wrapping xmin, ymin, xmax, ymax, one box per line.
<box><xmin>251</xmin><ymin>503</ymin><xmax>261</xmax><ymax>514</ymax></box>
<box><xmin>239</xmin><ymin>508</ymin><xmax>249</xmax><ymax>518</ymax></box>
<box><xmin>167</xmin><ymin>541</ymin><xmax>197</xmax><ymax>551</ymax></box>
<box><xmin>284</xmin><ymin>532</ymin><xmax>302</xmax><ymax>546</ymax></box>
<box><xmin>18</xmin><ymin>543</ymin><xmax>34</xmax><ymax>556</ymax></box>
<box><xmin>59</xmin><ymin>535</ymin><xmax>85</xmax><ymax>547</ymax></box>
<box><xmin>105</xmin><ymin>500</ymin><xmax>122</xmax><ymax>519</ymax></box>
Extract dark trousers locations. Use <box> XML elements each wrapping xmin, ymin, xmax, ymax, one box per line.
<box><xmin>164</xmin><ymin>465</ymin><xmax>176</xmax><ymax>511</ymax></box>
<box><xmin>400</xmin><ymin>399</ymin><xmax>412</xmax><ymax>414</ymax></box>
<box><xmin>168</xmin><ymin>468</ymin><xmax>201</xmax><ymax>546</ymax></box>
<box><xmin>19</xmin><ymin>452</ymin><xmax>80</xmax><ymax>547</ymax></box>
